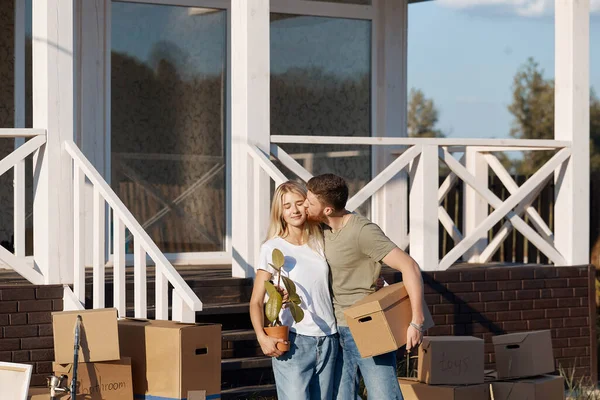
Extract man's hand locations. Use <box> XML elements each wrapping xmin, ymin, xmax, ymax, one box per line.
<box><xmin>405</xmin><ymin>324</ymin><xmax>423</xmax><ymax>352</ymax></box>
<box><xmin>257</xmin><ymin>333</ymin><xmax>287</xmax><ymax>357</ymax></box>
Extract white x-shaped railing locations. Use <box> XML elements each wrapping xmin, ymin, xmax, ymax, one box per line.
<box><xmin>247</xmin><ymin>135</ymin><xmax>571</xmax><ymax>271</ymax></box>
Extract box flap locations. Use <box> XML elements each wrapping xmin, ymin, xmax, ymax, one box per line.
<box><xmin>52</xmin><ymin>363</ymin><xmax>73</xmax><ymax>375</ymax></box>
<box><xmin>492</xmin><ymin>331</ymin><xmax>531</xmax><ymax>345</ymax></box>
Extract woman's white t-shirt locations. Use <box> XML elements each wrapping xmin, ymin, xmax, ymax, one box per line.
<box><xmin>257</xmin><ymin>237</ymin><xmax>337</xmax><ymax>337</ymax></box>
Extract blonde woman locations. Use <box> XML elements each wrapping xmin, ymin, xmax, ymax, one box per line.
<box><xmin>249</xmin><ymin>181</ymin><xmax>338</xmax><ymax>400</ymax></box>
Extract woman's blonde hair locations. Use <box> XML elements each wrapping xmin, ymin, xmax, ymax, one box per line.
<box><xmin>265</xmin><ymin>181</ymin><xmax>323</xmax><ymax>253</ymax></box>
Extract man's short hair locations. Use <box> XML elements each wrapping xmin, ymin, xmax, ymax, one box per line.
<box><xmin>307</xmin><ymin>174</ymin><xmax>349</xmax><ymax>211</ymax></box>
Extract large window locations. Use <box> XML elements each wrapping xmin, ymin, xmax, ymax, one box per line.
<box><xmin>111</xmin><ymin>2</ymin><xmax>227</xmax><ymax>253</ymax></box>
<box><xmin>270</xmin><ymin>13</ymin><xmax>372</xmax><ymax>215</ymax></box>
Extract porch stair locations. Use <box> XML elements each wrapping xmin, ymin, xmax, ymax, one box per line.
<box><xmin>79</xmin><ymin>265</ymin><xmax>276</xmax><ymax>400</ymax></box>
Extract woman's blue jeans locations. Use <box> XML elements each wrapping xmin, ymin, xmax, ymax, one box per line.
<box><xmin>333</xmin><ymin>326</ymin><xmax>404</xmax><ymax>400</ymax></box>
<box><xmin>272</xmin><ymin>332</ymin><xmax>339</xmax><ymax>400</ymax></box>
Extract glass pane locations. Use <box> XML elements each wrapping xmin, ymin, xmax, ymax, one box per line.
<box><xmin>111</xmin><ymin>2</ymin><xmax>227</xmax><ymax>253</ymax></box>
<box><xmin>270</xmin><ymin>14</ymin><xmax>372</xmax><ymax>216</ymax></box>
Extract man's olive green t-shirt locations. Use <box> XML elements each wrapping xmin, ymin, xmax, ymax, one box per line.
<box><xmin>324</xmin><ymin>213</ymin><xmax>397</xmax><ymax>326</ymax></box>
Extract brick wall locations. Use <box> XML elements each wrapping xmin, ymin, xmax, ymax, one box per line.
<box><xmin>385</xmin><ymin>265</ymin><xmax>597</xmax><ymax>379</ymax></box>
<box><xmin>0</xmin><ymin>285</ymin><xmax>63</xmax><ymax>386</ymax></box>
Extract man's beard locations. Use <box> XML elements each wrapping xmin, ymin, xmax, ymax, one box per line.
<box><xmin>306</xmin><ymin>211</ymin><xmax>324</xmax><ymax>223</ymax></box>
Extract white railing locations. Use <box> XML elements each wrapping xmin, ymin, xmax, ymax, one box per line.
<box><xmin>65</xmin><ymin>140</ymin><xmax>202</xmax><ymax>323</ymax></box>
<box><xmin>248</xmin><ymin>135</ymin><xmax>572</xmax><ymax>271</ymax></box>
<box><xmin>0</xmin><ymin>129</ymin><xmax>47</xmax><ymax>284</ymax></box>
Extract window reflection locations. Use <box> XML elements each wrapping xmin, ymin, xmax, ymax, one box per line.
<box><xmin>111</xmin><ymin>2</ymin><xmax>227</xmax><ymax>253</ymax></box>
<box><xmin>270</xmin><ymin>14</ymin><xmax>372</xmax><ymax>216</ymax></box>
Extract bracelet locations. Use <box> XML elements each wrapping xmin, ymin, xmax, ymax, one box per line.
<box><xmin>410</xmin><ymin>322</ymin><xmax>425</xmax><ymax>332</ymax></box>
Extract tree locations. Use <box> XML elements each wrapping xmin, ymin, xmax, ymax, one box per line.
<box><xmin>508</xmin><ymin>57</ymin><xmax>600</xmax><ymax>174</ymax></box>
<box><xmin>408</xmin><ymin>88</ymin><xmax>444</xmax><ymax>138</ymax></box>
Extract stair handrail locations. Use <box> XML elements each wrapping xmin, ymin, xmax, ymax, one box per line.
<box><xmin>64</xmin><ymin>140</ymin><xmax>202</xmax><ymax>321</ymax></box>
<box><xmin>0</xmin><ymin>129</ymin><xmax>47</xmax><ymax>284</ymax></box>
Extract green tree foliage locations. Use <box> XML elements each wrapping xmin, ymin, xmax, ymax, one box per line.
<box><xmin>408</xmin><ymin>88</ymin><xmax>444</xmax><ymax>138</ymax></box>
<box><xmin>508</xmin><ymin>57</ymin><xmax>600</xmax><ymax>174</ymax></box>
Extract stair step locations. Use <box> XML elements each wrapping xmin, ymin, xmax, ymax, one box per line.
<box><xmin>221</xmin><ymin>384</ymin><xmax>277</xmax><ymax>400</ymax></box>
<box><xmin>222</xmin><ymin>329</ymin><xmax>256</xmax><ymax>342</ymax></box>
<box><xmin>222</xmin><ymin>356</ymin><xmax>272</xmax><ymax>371</ymax></box>
<box><xmin>198</xmin><ymin>302</ymin><xmax>249</xmax><ymax>315</ymax></box>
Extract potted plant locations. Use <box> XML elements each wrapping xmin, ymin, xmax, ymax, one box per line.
<box><xmin>263</xmin><ymin>248</ymin><xmax>304</xmax><ymax>352</ymax></box>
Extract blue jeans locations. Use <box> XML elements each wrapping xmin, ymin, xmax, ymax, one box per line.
<box><xmin>334</xmin><ymin>326</ymin><xmax>404</xmax><ymax>400</ymax></box>
<box><xmin>272</xmin><ymin>332</ymin><xmax>339</xmax><ymax>400</ymax></box>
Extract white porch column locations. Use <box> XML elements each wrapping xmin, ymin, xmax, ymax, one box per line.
<box><xmin>231</xmin><ymin>0</ymin><xmax>271</xmax><ymax>278</ymax></box>
<box><xmin>32</xmin><ymin>0</ymin><xmax>75</xmax><ymax>283</ymax></box>
<box><xmin>554</xmin><ymin>0</ymin><xmax>590</xmax><ymax>265</ymax></box>
<box><xmin>372</xmin><ymin>0</ymin><xmax>409</xmax><ymax>250</ymax></box>
<box><xmin>463</xmin><ymin>148</ymin><xmax>488</xmax><ymax>262</ymax></box>
<box><xmin>410</xmin><ymin>145</ymin><xmax>439</xmax><ymax>270</ymax></box>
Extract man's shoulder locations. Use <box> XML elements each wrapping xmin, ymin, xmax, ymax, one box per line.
<box><xmin>349</xmin><ymin>213</ymin><xmax>378</xmax><ymax>230</ymax></box>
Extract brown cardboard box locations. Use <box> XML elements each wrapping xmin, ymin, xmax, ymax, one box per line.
<box><xmin>118</xmin><ymin>319</ymin><xmax>221</xmax><ymax>399</ymax></box>
<box><xmin>28</xmin><ymin>387</ymin><xmax>52</xmax><ymax>399</ymax></box>
<box><xmin>52</xmin><ymin>357</ymin><xmax>133</xmax><ymax>400</ymax></box>
<box><xmin>398</xmin><ymin>378</ymin><xmax>490</xmax><ymax>400</ymax></box>
<box><xmin>492</xmin><ymin>330</ymin><xmax>555</xmax><ymax>379</ymax></box>
<box><xmin>52</xmin><ymin>308</ymin><xmax>120</xmax><ymax>364</ymax></box>
<box><xmin>490</xmin><ymin>375</ymin><xmax>565</xmax><ymax>400</ymax></box>
<box><xmin>343</xmin><ymin>282</ymin><xmax>434</xmax><ymax>358</ymax></box>
<box><xmin>418</xmin><ymin>336</ymin><xmax>484</xmax><ymax>385</ymax></box>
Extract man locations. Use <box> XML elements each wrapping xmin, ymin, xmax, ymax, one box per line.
<box><xmin>305</xmin><ymin>173</ymin><xmax>425</xmax><ymax>400</ymax></box>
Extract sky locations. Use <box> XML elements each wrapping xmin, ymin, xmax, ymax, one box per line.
<box><xmin>409</xmin><ymin>0</ymin><xmax>600</xmax><ymax>138</ymax></box>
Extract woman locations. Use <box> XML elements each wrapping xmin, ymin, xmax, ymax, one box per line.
<box><xmin>249</xmin><ymin>181</ymin><xmax>338</xmax><ymax>400</ymax></box>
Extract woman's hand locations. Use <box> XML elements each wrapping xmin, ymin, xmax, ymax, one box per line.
<box><xmin>258</xmin><ymin>333</ymin><xmax>287</xmax><ymax>357</ymax></box>
<box><xmin>405</xmin><ymin>324</ymin><xmax>423</xmax><ymax>352</ymax></box>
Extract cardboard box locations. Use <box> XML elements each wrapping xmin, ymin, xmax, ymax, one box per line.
<box><xmin>52</xmin><ymin>357</ymin><xmax>133</xmax><ymax>400</ymax></box>
<box><xmin>490</xmin><ymin>375</ymin><xmax>565</xmax><ymax>400</ymax></box>
<box><xmin>52</xmin><ymin>308</ymin><xmax>120</xmax><ymax>364</ymax></box>
<box><xmin>118</xmin><ymin>319</ymin><xmax>221</xmax><ymax>399</ymax></box>
<box><xmin>343</xmin><ymin>282</ymin><xmax>434</xmax><ymax>358</ymax></box>
<box><xmin>418</xmin><ymin>336</ymin><xmax>484</xmax><ymax>385</ymax></box>
<box><xmin>398</xmin><ymin>378</ymin><xmax>490</xmax><ymax>400</ymax></box>
<box><xmin>492</xmin><ymin>330</ymin><xmax>555</xmax><ymax>379</ymax></box>
<box><xmin>28</xmin><ymin>387</ymin><xmax>52</xmax><ymax>400</ymax></box>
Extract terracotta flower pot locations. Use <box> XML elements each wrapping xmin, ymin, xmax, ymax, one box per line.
<box><xmin>264</xmin><ymin>325</ymin><xmax>290</xmax><ymax>352</ymax></box>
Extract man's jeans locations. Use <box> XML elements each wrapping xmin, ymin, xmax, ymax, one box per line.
<box><xmin>272</xmin><ymin>332</ymin><xmax>339</xmax><ymax>400</ymax></box>
<box><xmin>334</xmin><ymin>326</ymin><xmax>404</xmax><ymax>400</ymax></box>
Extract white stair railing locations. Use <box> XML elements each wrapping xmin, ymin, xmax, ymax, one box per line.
<box><xmin>64</xmin><ymin>140</ymin><xmax>202</xmax><ymax>323</ymax></box>
<box><xmin>0</xmin><ymin>129</ymin><xmax>46</xmax><ymax>284</ymax></box>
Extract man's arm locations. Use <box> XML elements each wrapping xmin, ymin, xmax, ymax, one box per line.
<box><xmin>382</xmin><ymin>248</ymin><xmax>425</xmax><ymax>350</ymax></box>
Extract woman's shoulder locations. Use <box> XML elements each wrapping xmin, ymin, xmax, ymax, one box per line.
<box><xmin>261</xmin><ymin>237</ymin><xmax>283</xmax><ymax>251</ymax></box>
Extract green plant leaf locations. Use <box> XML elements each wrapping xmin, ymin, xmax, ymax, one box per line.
<box><xmin>272</xmin><ymin>248</ymin><xmax>285</xmax><ymax>269</ymax></box>
<box><xmin>264</xmin><ymin>281</ymin><xmax>283</xmax><ymax>324</ymax></box>
<box><xmin>289</xmin><ymin>293</ymin><xmax>302</xmax><ymax>305</ymax></box>
<box><xmin>268</xmin><ymin>262</ymin><xmax>281</xmax><ymax>272</ymax></box>
<box><xmin>288</xmin><ymin>302</ymin><xmax>304</xmax><ymax>323</ymax></box>
<box><xmin>264</xmin><ymin>281</ymin><xmax>279</xmax><ymax>298</ymax></box>
<box><xmin>265</xmin><ymin>295</ymin><xmax>283</xmax><ymax>324</ymax></box>
<box><xmin>281</xmin><ymin>276</ymin><xmax>297</xmax><ymax>297</ymax></box>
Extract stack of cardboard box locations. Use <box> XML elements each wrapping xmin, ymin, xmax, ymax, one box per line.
<box><xmin>28</xmin><ymin>308</ymin><xmax>221</xmax><ymax>400</ymax></box>
<box><xmin>343</xmin><ymin>284</ymin><xmax>565</xmax><ymax>400</ymax></box>
<box><xmin>490</xmin><ymin>330</ymin><xmax>564</xmax><ymax>400</ymax></box>
<box><xmin>399</xmin><ymin>336</ymin><xmax>490</xmax><ymax>400</ymax></box>
<box><xmin>29</xmin><ymin>308</ymin><xmax>133</xmax><ymax>400</ymax></box>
